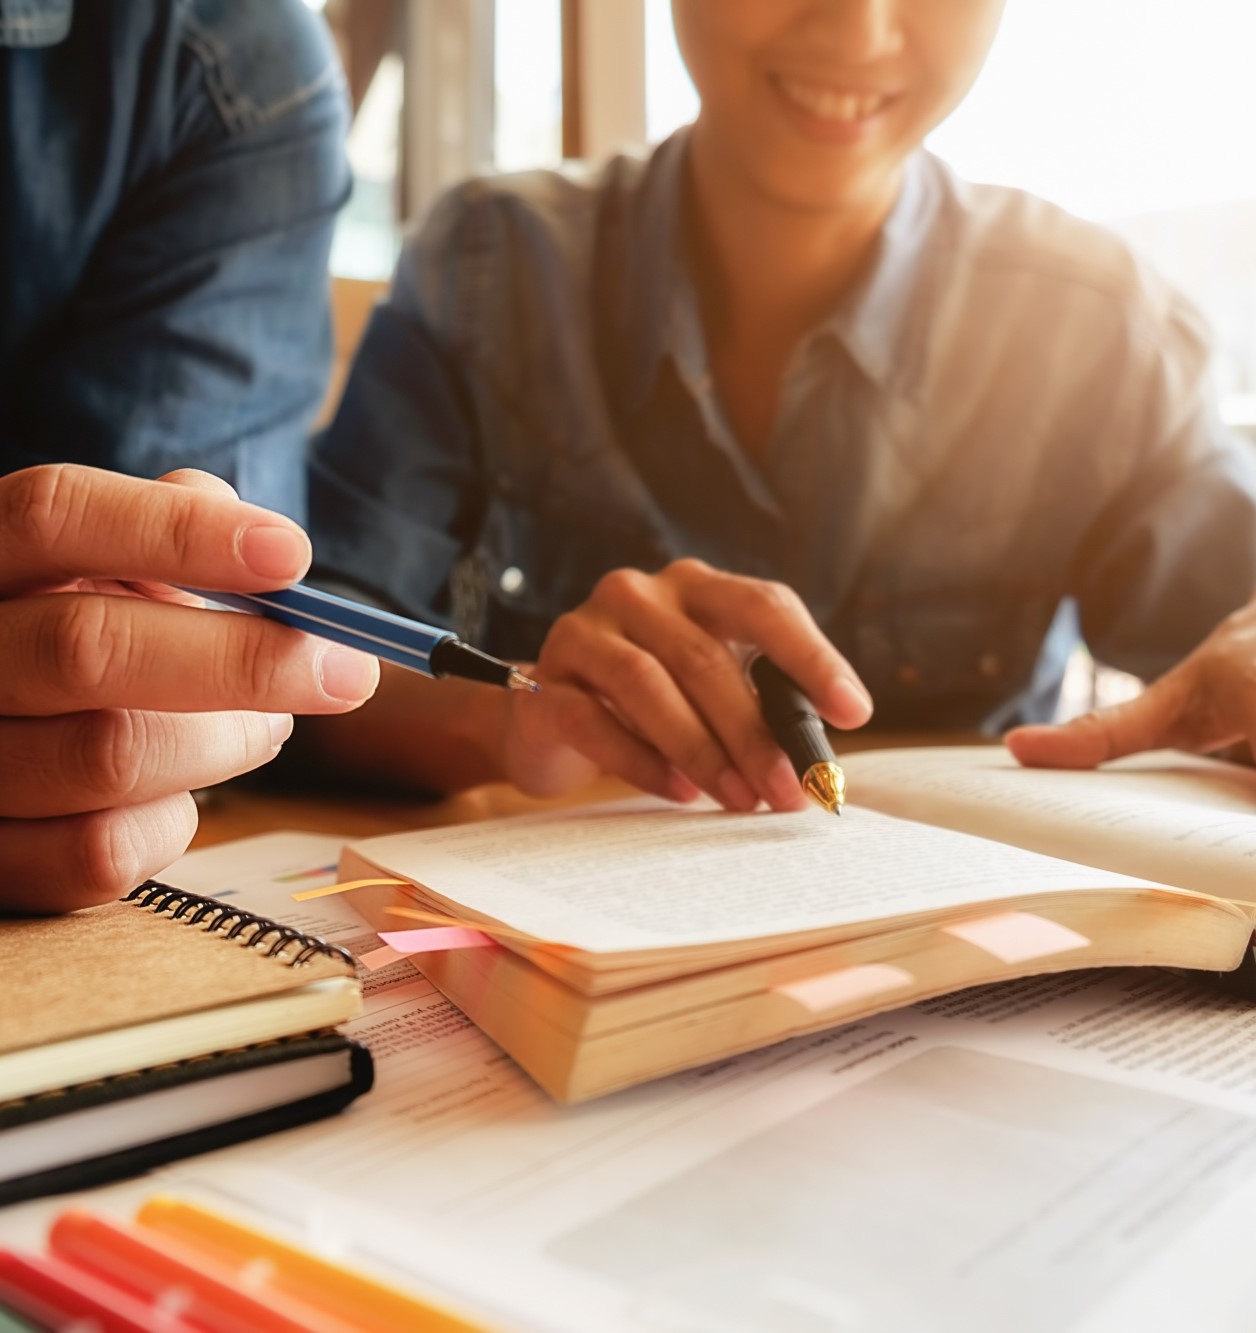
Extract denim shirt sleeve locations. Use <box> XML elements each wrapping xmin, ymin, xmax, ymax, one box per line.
<box><xmin>4</xmin><ymin>0</ymin><xmax>350</xmax><ymax>521</ymax></box>
<box><xmin>309</xmin><ymin>187</ymin><xmax>486</xmax><ymax>627</ymax></box>
<box><xmin>1068</xmin><ymin>290</ymin><xmax>1256</xmax><ymax>678</ymax></box>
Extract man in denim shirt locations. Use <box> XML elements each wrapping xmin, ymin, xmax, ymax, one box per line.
<box><xmin>307</xmin><ymin>0</ymin><xmax>1256</xmax><ymax>815</ymax></box>
<box><xmin>1</xmin><ymin>0</ymin><xmax>349</xmax><ymax>513</ymax></box>
<box><xmin>0</xmin><ymin>1</ymin><xmax>381</xmax><ymax>913</ymax></box>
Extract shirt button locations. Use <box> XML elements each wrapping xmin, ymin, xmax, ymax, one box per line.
<box><xmin>499</xmin><ymin>566</ymin><xmax>525</xmax><ymax>595</ymax></box>
<box><xmin>978</xmin><ymin>652</ymin><xmax>1002</xmax><ymax>680</ymax></box>
<box><xmin>896</xmin><ymin>663</ymin><xmax>921</xmax><ymax>688</ymax></box>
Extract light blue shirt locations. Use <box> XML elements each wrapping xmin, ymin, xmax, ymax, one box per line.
<box><xmin>312</xmin><ymin>130</ymin><xmax>1256</xmax><ymax>731</ymax></box>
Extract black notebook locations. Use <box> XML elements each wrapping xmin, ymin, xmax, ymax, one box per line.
<box><xmin>0</xmin><ymin>882</ymin><xmax>372</xmax><ymax>1204</ymax></box>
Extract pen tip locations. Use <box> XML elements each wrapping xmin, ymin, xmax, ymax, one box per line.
<box><xmin>802</xmin><ymin>762</ymin><xmax>846</xmax><ymax>818</ymax></box>
<box><xmin>508</xmin><ymin>670</ymin><xmax>541</xmax><ymax>693</ymax></box>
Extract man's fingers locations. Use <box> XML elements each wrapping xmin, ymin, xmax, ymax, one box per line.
<box><xmin>0</xmin><ymin>792</ymin><xmax>199</xmax><ymax>914</ymax></box>
<box><xmin>0</xmin><ymin>710</ymin><xmax>292</xmax><ymax>819</ymax></box>
<box><xmin>157</xmin><ymin>468</ymin><xmax>239</xmax><ymax>499</ymax></box>
<box><xmin>0</xmin><ymin>594</ymin><xmax>379</xmax><ymax>716</ymax></box>
<box><xmin>0</xmin><ymin>463</ymin><xmax>311</xmax><ymax>595</ymax></box>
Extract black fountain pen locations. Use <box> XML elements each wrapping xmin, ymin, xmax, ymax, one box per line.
<box><xmin>749</xmin><ymin>656</ymin><xmax>847</xmax><ymax>816</ymax></box>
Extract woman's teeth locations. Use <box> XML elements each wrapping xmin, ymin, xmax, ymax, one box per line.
<box><xmin>776</xmin><ymin>77</ymin><xmax>887</xmax><ymax>123</ymax></box>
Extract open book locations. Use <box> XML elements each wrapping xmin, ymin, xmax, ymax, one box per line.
<box><xmin>341</xmin><ymin>747</ymin><xmax>1256</xmax><ymax>1102</ymax></box>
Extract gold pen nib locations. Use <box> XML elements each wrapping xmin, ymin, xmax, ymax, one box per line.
<box><xmin>507</xmin><ymin>669</ymin><xmax>541</xmax><ymax>693</ymax></box>
<box><xmin>802</xmin><ymin>761</ymin><xmax>846</xmax><ymax>816</ymax></box>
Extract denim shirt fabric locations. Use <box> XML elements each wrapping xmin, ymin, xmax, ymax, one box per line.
<box><xmin>311</xmin><ymin>131</ymin><xmax>1256</xmax><ymax>732</ymax></box>
<box><xmin>0</xmin><ymin>0</ymin><xmax>350</xmax><ymax>518</ymax></box>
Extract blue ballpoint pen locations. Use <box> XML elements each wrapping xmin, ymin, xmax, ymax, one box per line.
<box><xmin>181</xmin><ymin>583</ymin><xmax>540</xmax><ymax>693</ymax></box>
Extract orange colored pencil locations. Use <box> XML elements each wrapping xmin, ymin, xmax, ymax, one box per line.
<box><xmin>137</xmin><ymin>1197</ymin><xmax>490</xmax><ymax>1333</ymax></box>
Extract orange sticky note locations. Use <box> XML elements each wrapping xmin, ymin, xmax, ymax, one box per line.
<box><xmin>292</xmin><ymin>878</ymin><xmax>407</xmax><ymax>903</ymax></box>
<box><xmin>942</xmin><ymin>911</ymin><xmax>1090</xmax><ymax>963</ymax></box>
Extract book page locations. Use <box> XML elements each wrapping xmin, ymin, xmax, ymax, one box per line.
<box><xmin>7</xmin><ymin>835</ymin><xmax>1256</xmax><ymax>1332</ymax></box>
<box><xmin>350</xmin><ymin>800</ymin><xmax>1161</xmax><ymax>953</ymax></box>
<box><xmin>844</xmin><ymin>747</ymin><xmax>1256</xmax><ymax>903</ymax></box>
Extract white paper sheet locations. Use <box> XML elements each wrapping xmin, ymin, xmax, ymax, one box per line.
<box><xmin>352</xmin><ymin>797</ymin><xmax>1160</xmax><ymax>952</ymax></box>
<box><xmin>844</xmin><ymin>746</ymin><xmax>1256</xmax><ymax>901</ymax></box>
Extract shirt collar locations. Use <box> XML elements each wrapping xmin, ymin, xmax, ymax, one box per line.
<box><xmin>0</xmin><ymin>0</ymin><xmax>72</xmax><ymax>47</ymax></box>
<box><xmin>814</xmin><ymin>153</ymin><xmax>943</xmax><ymax>397</ymax></box>
<box><xmin>611</xmin><ymin>137</ymin><xmax>945</xmax><ymax>411</ymax></box>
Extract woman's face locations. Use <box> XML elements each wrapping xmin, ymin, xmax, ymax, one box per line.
<box><xmin>673</xmin><ymin>0</ymin><xmax>1006</xmax><ymax>214</ymax></box>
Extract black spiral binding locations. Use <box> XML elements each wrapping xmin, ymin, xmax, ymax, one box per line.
<box><xmin>122</xmin><ymin>881</ymin><xmax>354</xmax><ymax>968</ymax></box>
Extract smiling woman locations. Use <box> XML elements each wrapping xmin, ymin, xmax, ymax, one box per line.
<box><xmin>671</xmin><ymin>0</ymin><xmax>1005</xmax><ymax>220</ymax></box>
<box><xmin>647</xmin><ymin>0</ymin><xmax>1256</xmax><ymax>419</ymax></box>
<box><xmin>300</xmin><ymin>0</ymin><xmax>1256</xmax><ymax>812</ymax></box>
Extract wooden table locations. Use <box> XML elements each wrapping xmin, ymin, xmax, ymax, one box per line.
<box><xmin>190</xmin><ymin>733</ymin><xmax>987</xmax><ymax>849</ymax></box>
<box><xmin>189</xmin><ymin>778</ymin><xmax>631</xmax><ymax>849</ymax></box>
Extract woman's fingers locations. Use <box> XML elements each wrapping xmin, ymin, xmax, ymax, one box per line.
<box><xmin>0</xmin><ymin>792</ymin><xmax>200</xmax><ymax>914</ymax></box>
<box><xmin>0</xmin><ymin>463</ymin><xmax>312</xmax><ymax>595</ymax></box>
<box><xmin>544</xmin><ymin>562</ymin><xmax>859</xmax><ymax>809</ymax></box>
<box><xmin>541</xmin><ymin>609</ymin><xmax>764</xmax><ymax>810</ymax></box>
<box><xmin>569</xmin><ymin>585</ymin><xmax>801</xmax><ymax>808</ymax></box>
<box><xmin>666</xmin><ymin>561</ymin><xmax>873</xmax><ymax>729</ymax></box>
<box><xmin>0</xmin><ymin>710</ymin><xmax>292</xmax><ymax>819</ymax></box>
<box><xmin>0</xmin><ymin>593</ymin><xmax>379</xmax><ymax>716</ymax></box>
<box><xmin>1007</xmin><ymin>605</ymin><xmax>1256</xmax><ymax>769</ymax></box>
<box><xmin>511</xmin><ymin>674</ymin><xmax>696</xmax><ymax>804</ymax></box>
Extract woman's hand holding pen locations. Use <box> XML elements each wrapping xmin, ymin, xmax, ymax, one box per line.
<box><xmin>1007</xmin><ymin>598</ymin><xmax>1256</xmax><ymax>770</ymax></box>
<box><xmin>496</xmin><ymin>558</ymin><xmax>873</xmax><ymax>812</ymax></box>
<box><xmin>0</xmin><ymin>465</ymin><xmax>379</xmax><ymax>912</ymax></box>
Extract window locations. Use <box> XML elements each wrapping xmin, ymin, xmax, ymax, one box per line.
<box><xmin>494</xmin><ymin>0</ymin><xmax>563</xmax><ymax>170</ymax></box>
<box><xmin>645</xmin><ymin>0</ymin><xmax>697</xmax><ymax>144</ymax></box>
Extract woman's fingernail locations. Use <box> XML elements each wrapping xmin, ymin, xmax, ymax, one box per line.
<box><xmin>666</xmin><ymin>770</ymin><xmax>702</xmax><ymax>804</ymax></box>
<box><xmin>717</xmin><ymin>770</ymin><xmax>759</xmax><ymax>812</ymax></box>
<box><xmin>267</xmin><ymin>713</ymin><xmax>294</xmax><ymax>747</ymax></box>
<box><xmin>239</xmin><ymin>524</ymin><xmax>312</xmax><ymax>581</ymax></box>
<box><xmin>318</xmin><ymin>647</ymin><xmax>380</xmax><ymax>702</ymax></box>
<box><xmin>836</xmin><ymin>678</ymin><xmax>874</xmax><ymax>723</ymax></box>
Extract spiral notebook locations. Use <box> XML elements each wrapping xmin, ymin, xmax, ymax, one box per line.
<box><xmin>0</xmin><ymin>883</ymin><xmax>371</xmax><ymax>1204</ymax></box>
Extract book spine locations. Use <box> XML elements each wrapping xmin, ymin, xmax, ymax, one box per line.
<box><xmin>121</xmin><ymin>883</ymin><xmax>353</xmax><ymax>969</ymax></box>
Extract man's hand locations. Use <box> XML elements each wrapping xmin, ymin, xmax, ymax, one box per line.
<box><xmin>494</xmin><ymin>559</ymin><xmax>872</xmax><ymax>811</ymax></box>
<box><xmin>1006</xmin><ymin>600</ymin><xmax>1256</xmax><ymax>769</ymax></box>
<box><xmin>0</xmin><ymin>465</ymin><xmax>379</xmax><ymax>912</ymax></box>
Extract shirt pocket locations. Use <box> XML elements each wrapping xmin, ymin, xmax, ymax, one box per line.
<box><xmin>845</xmin><ymin>586</ymin><xmax>1060</xmax><ymax>728</ymax></box>
<box><xmin>464</xmin><ymin>493</ymin><xmax>668</xmax><ymax>661</ymax></box>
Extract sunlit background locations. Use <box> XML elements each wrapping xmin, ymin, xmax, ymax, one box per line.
<box><xmin>316</xmin><ymin>0</ymin><xmax>1256</xmax><ymax>425</ymax></box>
<box><xmin>641</xmin><ymin>0</ymin><xmax>1256</xmax><ymax>413</ymax></box>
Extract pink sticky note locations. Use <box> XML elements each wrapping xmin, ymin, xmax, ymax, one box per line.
<box><xmin>942</xmin><ymin>911</ymin><xmax>1090</xmax><ymax>964</ymax></box>
<box><xmin>359</xmin><ymin>944</ymin><xmax>406</xmax><ymax>972</ymax></box>
<box><xmin>774</xmin><ymin>964</ymin><xmax>914</xmax><ymax>1013</ymax></box>
<box><xmin>378</xmin><ymin>927</ymin><xmax>496</xmax><ymax>954</ymax></box>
